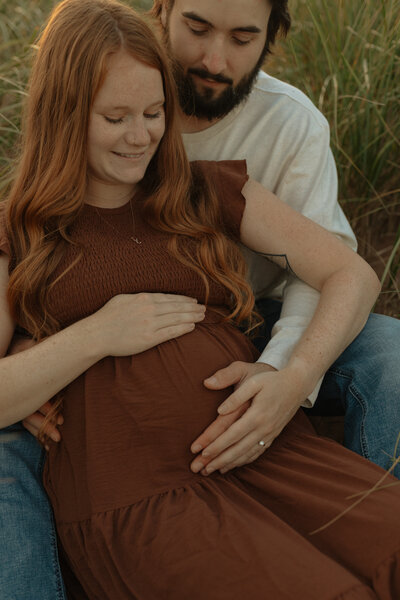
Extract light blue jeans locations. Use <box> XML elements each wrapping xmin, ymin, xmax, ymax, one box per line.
<box><xmin>0</xmin><ymin>310</ymin><xmax>399</xmax><ymax>598</ymax></box>
<box><xmin>0</xmin><ymin>423</ymin><xmax>67</xmax><ymax>600</ymax></box>
<box><xmin>314</xmin><ymin>313</ymin><xmax>400</xmax><ymax>477</ymax></box>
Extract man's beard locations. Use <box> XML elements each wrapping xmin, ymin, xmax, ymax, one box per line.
<box><xmin>172</xmin><ymin>53</ymin><xmax>266</xmax><ymax>121</ymax></box>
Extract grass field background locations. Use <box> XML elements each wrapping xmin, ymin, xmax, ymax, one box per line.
<box><xmin>1</xmin><ymin>0</ymin><xmax>399</xmax><ymax>316</ymax></box>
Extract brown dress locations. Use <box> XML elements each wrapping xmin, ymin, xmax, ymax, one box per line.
<box><xmin>2</xmin><ymin>162</ymin><xmax>400</xmax><ymax>599</ymax></box>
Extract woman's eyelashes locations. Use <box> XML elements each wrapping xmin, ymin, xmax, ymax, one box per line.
<box><xmin>104</xmin><ymin>111</ymin><xmax>163</xmax><ymax>125</ymax></box>
<box><xmin>104</xmin><ymin>116</ymin><xmax>123</xmax><ymax>124</ymax></box>
<box><xmin>144</xmin><ymin>111</ymin><xmax>163</xmax><ymax>120</ymax></box>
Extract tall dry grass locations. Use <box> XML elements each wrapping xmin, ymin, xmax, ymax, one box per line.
<box><xmin>268</xmin><ymin>0</ymin><xmax>400</xmax><ymax>316</ymax></box>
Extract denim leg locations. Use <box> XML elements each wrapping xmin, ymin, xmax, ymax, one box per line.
<box><xmin>317</xmin><ymin>313</ymin><xmax>400</xmax><ymax>478</ymax></box>
<box><xmin>0</xmin><ymin>423</ymin><xmax>67</xmax><ymax>600</ymax></box>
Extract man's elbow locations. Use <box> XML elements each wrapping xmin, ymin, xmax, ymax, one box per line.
<box><xmin>365</xmin><ymin>262</ymin><xmax>381</xmax><ymax>303</ymax></box>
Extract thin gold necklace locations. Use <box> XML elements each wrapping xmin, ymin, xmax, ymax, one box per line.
<box><xmin>94</xmin><ymin>199</ymin><xmax>142</xmax><ymax>245</ymax></box>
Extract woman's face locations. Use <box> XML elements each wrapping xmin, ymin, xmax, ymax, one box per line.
<box><xmin>87</xmin><ymin>50</ymin><xmax>165</xmax><ymax>205</ymax></box>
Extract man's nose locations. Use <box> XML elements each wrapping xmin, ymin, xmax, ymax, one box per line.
<box><xmin>201</xmin><ymin>37</ymin><xmax>228</xmax><ymax>75</ymax></box>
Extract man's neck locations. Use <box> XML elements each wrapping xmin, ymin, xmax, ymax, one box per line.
<box><xmin>177</xmin><ymin>107</ymin><xmax>221</xmax><ymax>134</ymax></box>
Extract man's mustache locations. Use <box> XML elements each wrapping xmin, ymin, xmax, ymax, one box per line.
<box><xmin>188</xmin><ymin>68</ymin><xmax>233</xmax><ymax>86</ymax></box>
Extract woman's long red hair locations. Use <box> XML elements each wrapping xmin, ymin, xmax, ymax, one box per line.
<box><xmin>4</xmin><ymin>0</ymin><xmax>257</xmax><ymax>437</ymax></box>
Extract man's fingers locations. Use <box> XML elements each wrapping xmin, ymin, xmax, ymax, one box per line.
<box><xmin>219</xmin><ymin>448</ymin><xmax>264</xmax><ymax>474</ymax></box>
<box><xmin>200</xmin><ymin>432</ymin><xmax>271</xmax><ymax>475</ymax></box>
<box><xmin>190</xmin><ymin>404</ymin><xmax>249</xmax><ymax>454</ymax></box>
<box><xmin>217</xmin><ymin>376</ymin><xmax>262</xmax><ymax>415</ymax></box>
<box><xmin>22</xmin><ymin>412</ymin><xmax>45</xmax><ymax>433</ymax></box>
<box><xmin>191</xmin><ymin>412</ymin><xmax>254</xmax><ymax>473</ymax></box>
<box><xmin>37</xmin><ymin>401</ymin><xmax>55</xmax><ymax>416</ymax></box>
<box><xmin>22</xmin><ymin>403</ymin><xmax>63</xmax><ymax>441</ymax></box>
<box><xmin>22</xmin><ymin>412</ymin><xmax>61</xmax><ymax>442</ymax></box>
<box><xmin>203</xmin><ymin>361</ymin><xmax>247</xmax><ymax>391</ymax></box>
<box><xmin>21</xmin><ymin>420</ymin><xmax>41</xmax><ymax>439</ymax></box>
<box><xmin>37</xmin><ymin>402</ymin><xmax>64</xmax><ymax>425</ymax></box>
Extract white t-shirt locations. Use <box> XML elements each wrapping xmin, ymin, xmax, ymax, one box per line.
<box><xmin>182</xmin><ymin>71</ymin><xmax>357</xmax><ymax>404</ymax></box>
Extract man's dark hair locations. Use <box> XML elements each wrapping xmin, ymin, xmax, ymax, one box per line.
<box><xmin>266</xmin><ymin>0</ymin><xmax>291</xmax><ymax>55</ymax></box>
<box><xmin>150</xmin><ymin>0</ymin><xmax>291</xmax><ymax>55</ymax></box>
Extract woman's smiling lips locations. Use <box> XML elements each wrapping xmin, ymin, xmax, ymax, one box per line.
<box><xmin>112</xmin><ymin>151</ymin><xmax>146</xmax><ymax>160</ymax></box>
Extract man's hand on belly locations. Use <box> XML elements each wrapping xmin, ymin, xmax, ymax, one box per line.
<box><xmin>189</xmin><ymin>361</ymin><xmax>304</xmax><ymax>475</ymax></box>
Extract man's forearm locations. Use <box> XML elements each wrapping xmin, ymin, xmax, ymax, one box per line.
<box><xmin>284</xmin><ymin>266</ymin><xmax>380</xmax><ymax>399</ymax></box>
<box><xmin>256</xmin><ymin>278</ymin><xmax>321</xmax><ymax>404</ymax></box>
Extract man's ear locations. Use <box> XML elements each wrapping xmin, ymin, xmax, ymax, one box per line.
<box><xmin>160</xmin><ymin>1</ymin><xmax>168</xmax><ymax>28</ymax></box>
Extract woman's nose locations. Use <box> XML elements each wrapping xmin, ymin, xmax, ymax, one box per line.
<box><xmin>124</xmin><ymin>119</ymin><xmax>150</xmax><ymax>146</ymax></box>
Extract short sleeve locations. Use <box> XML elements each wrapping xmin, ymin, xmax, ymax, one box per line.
<box><xmin>0</xmin><ymin>206</ymin><xmax>11</xmax><ymax>257</ymax></box>
<box><xmin>195</xmin><ymin>160</ymin><xmax>249</xmax><ymax>240</ymax></box>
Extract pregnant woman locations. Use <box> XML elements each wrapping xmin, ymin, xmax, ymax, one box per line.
<box><xmin>0</xmin><ymin>1</ymin><xmax>399</xmax><ymax>598</ymax></box>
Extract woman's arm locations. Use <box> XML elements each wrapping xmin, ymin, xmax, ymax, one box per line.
<box><xmin>189</xmin><ymin>179</ymin><xmax>380</xmax><ymax>475</ymax></box>
<box><xmin>0</xmin><ymin>254</ymin><xmax>205</xmax><ymax>428</ymax></box>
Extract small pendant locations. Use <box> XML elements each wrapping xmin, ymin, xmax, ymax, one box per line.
<box><xmin>131</xmin><ymin>237</ymin><xmax>142</xmax><ymax>244</ymax></box>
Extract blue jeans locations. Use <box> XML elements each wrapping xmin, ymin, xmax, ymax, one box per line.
<box><xmin>254</xmin><ymin>300</ymin><xmax>400</xmax><ymax>478</ymax></box>
<box><xmin>1</xmin><ymin>308</ymin><xmax>399</xmax><ymax>599</ymax></box>
<box><xmin>315</xmin><ymin>312</ymin><xmax>400</xmax><ymax>477</ymax></box>
<box><xmin>0</xmin><ymin>423</ymin><xmax>67</xmax><ymax>600</ymax></box>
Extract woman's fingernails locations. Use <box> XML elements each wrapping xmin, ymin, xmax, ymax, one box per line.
<box><xmin>191</xmin><ymin>444</ymin><xmax>202</xmax><ymax>453</ymax></box>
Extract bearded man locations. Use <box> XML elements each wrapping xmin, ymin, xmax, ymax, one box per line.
<box><xmin>149</xmin><ymin>0</ymin><xmax>400</xmax><ymax>479</ymax></box>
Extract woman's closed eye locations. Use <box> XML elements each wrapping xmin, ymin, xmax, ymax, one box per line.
<box><xmin>144</xmin><ymin>110</ymin><xmax>163</xmax><ymax>120</ymax></box>
<box><xmin>104</xmin><ymin>116</ymin><xmax>124</xmax><ymax>124</ymax></box>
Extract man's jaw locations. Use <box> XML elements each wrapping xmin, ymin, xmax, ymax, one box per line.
<box><xmin>176</xmin><ymin>67</ymin><xmax>258</xmax><ymax>122</ymax></box>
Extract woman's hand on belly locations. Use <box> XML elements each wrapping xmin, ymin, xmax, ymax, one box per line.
<box><xmin>189</xmin><ymin>361</ymin><xmax>305</xmax><ymax>475</ymax></box>
<box><xmin>91</xmin><ymin>293</ymin><xmax>205</xmax><ymax>357</ymax></box>
<box><xmin>15</xmin><ymin>293</ymin><xmax>205</xmax><ymax>441</ymax></box>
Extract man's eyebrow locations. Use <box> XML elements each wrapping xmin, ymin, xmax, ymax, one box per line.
<box><xmin>182</xmin><ymin>11</ymin><xmax>210</xmax><ymax>25</ymax></box>
<box><xmin>181</xmin><ymin>11</ymin><xmax>262</xmax><ymax>34</ymax></box>
<box><xmin>233</xmin><ymin>26</ymin><xmax>262</xmax><ymax>34</ymax></box>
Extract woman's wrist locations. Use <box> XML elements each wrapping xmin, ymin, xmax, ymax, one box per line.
<box><xmin>67</xmin><ymin>314</ymin><xmax>109</xmax><ymax>364</ymax></box>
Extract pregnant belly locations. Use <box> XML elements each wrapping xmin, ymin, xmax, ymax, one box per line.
<box><xmin>44</xmin><ymin>316</ymin><xmax>259</xmax><ymax>521</ymax></box>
